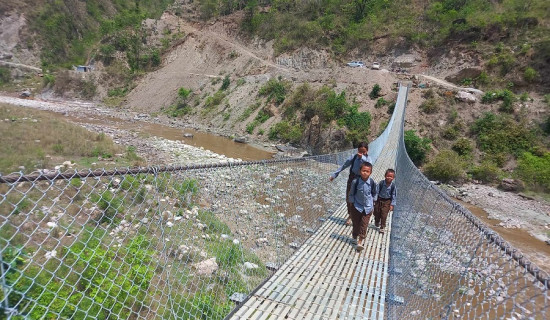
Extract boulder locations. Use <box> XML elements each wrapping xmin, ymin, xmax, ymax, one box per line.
<box><xmin>455</xmin><ymin>91</ymin><xmax>477</xmax><ymax>103</ymax></box>
<box><xmin>192</xmin><ymin>257</ymin><xmax>218</xmax><ymax>276</ymax></box>
<box><xmin>499</xmin><ymin>179</ymin><xmax>524</xmax><ymax>192</ymax></box>
<box><xmin>234</xmin><ymin>136</ymin><xmax>247</xmax><ymax>143</ymax></box>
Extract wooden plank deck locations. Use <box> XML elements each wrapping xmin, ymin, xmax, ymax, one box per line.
<box><xmin>230</xmin><ymin>203</ymin><xmax>393</xmax><ymax>320</ymax></box>
<box><xmin>229</xmin><ymin>84</ymin><xmax>408</xmax><ymax>320</ymax></box>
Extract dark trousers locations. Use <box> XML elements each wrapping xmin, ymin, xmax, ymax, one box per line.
<box><xmin>345</xmin><ymin>173</ymin><xmax>357</xmax><ymax>218</ymax></box>
<box><xmin>374</xmin><ymin>198</ymin><xmax>392</xmax><ymax>229</ymax></box>
<box><xmin>350</xmin><ymin>205</ymin><xmax>372</xmax><ymax>241</ymax></box>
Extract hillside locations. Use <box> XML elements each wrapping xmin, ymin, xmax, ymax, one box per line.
<box><xmin>1</xmin><ymin>1</ymin><xmax>549</xmax><ymax>192</ymax></box>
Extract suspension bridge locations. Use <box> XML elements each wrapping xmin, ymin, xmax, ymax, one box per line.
<box><xmin>0</xmin><ymin>84</ymin><xmax>548</xmax><ymax>319</ymax></box>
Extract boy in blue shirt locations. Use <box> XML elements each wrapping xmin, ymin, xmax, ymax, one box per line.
<box><xmin>348</xmin><ymin>162</ymin><xmax>377</xmax><ymax>251</ymax></box>
<box><xmin>374</xmin><ymin>169</ymin><xmax>396</xmax><ymax>234</ymax></box>
<box><xmin>329</xmin><ymin>142</ymin><xmax>372</xmax><ymax>226</ymax></box>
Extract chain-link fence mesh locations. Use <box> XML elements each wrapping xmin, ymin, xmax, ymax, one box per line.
<box><xmin>2</xmin><ymin>83</ymin><xmax>548</xmax><ymax>320</ymax></box>
<box><xmin>0</xmin><ymin>155</ymin><xmax>358</xmax><ymax>319</ymax></box>
<box><xmin>387</xmin><ymin>86</ymin><xmax>549</xmax><ymax>319</ymax></box>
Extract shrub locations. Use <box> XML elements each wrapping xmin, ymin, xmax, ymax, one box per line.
<box><xmin>524</xmin><ymin>67</ymin><xmax>538</xmax><ymax>83</ymax></box>
<box><xmin>424</xmin><ymin>150</ymin><xmax>466</xmax><ymax>183</ymax></box>
<box><xmin>544</xmin><ymin>116</ymin><xmax>550</xmax><ymax>135</ymax></box>
<box><xmin>375</xmin><ymin>98</ymin><xmax>388</xmax><ymax>108</ymax></box>
<box><xmin>452</xmin><ymin>138</ymin><xmax>473</xmax><ymax>157</ymax></box>
<box><xmin>448</xmin><ymin>108</ymin><xmax>458</xmax><ymax>123</ymax></box>
<box><xmin>221</xmin><ymin>75</ymin><xmax>230</xmax><ymax>91</ymax></box>
<box><xmin>254</xmin><ymin>109</ymin><xmax>271</xmax><ymax>123</ymax></box>
<box><xmin>515</xmin><ymin>152</ymin><xmax>550</xmax><ymax>191</ymax></box>
<box><xmin>246</xmin><ymin>121</ymin><xmax>257</xmax><ymax>134</ymax></box>
<box><xmin>387</xmin><ymin>103</ymin><xmax>395</xmax><ymax>115</ymax></box>
<box><xmin>239</xmin><ymin>103</ymin><xmax>261</xmax><ymax>121</ymax></box>
<box><xmin>268</xmin><ymin>121</ymin><xmax>302</xmax><ymax>144</ymax></box>
<box><xmin>471</xmin><ymin>112</ymin><xmax>535</xmax><ymax>157</ymax></box>
<box><xmin>420</xmin><ymin>98</ymin><xmax>439</xmax><ymax>114</ymax></box>
<box><xmin>404</xmin><ymin>130</ymin><xmax>431</xmax><ymax>166</ymax></box>
<box><xmin>442</xmin><ymin>125</ymin><xmax>459</xmax><ymax>140</ymax></box>
<box><xmin>259</xmin><ymin>78</ymin><xmax>289</xmax><ymax>105</ymax></box>
<box><xmin>369</xmin><ymin>84</ymin><xmax>381</xmax><ymax>99</ymax></box>
<box><xmin>0</xmin><ymin>67</ymin><xmax>10</xmax><ymax>84</ymax></box>
<box><xmin>204</xmin><ymin>91</ymin><xmax>226</xmax><ymax>111</ymax></box>
<box><xmin>470</xmin><ymin>161</ymin><xmax>501</xmax><ymax>183</ymax></box>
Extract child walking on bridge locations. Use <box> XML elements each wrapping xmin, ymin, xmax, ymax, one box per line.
<box><xmin>329</xmin><ymin>142</ymin><xmax>372</xmax><ymax>226</ymax></box>
<box><xmin>348</xmin><ymin>162</ymin><xmax>377</xmax><ymax>251</ymax></box>
<box><xmin>374</xmin><ymin>169</ymin><xmax>396</xmax><ymax>234</ymax></box>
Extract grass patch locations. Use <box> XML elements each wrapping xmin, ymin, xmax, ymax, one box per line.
<box><xmin>0</xmin><ymin>104</ymin><xmax>137</xmax><ymax>174</ymax></box>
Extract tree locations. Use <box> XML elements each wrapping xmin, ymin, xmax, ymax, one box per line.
<box><xmin>404</xmin><ymin>130</ymin><xmax>431</xmax><ymax>166</ymax></box>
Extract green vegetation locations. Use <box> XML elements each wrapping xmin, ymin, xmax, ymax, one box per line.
<box><xmin>0</xmin><ymin>104</ymin><xmax>141</xmax><ymax>174</ymax></box>
<box><xmin>269</xmin><ymin>84</ymin><xmax>371</xmax><ymax>145</ymax></box>
<box><xmin>31</xmin><ymin>0</ymin><xmax>173</xmax><ymax>69</ymax></box>
<box><xmin>259</xmin><ymin>77</ymin><xmax>290</xmax><ymax>105</ymax></box>
<box><xmin>268</xmin><ymin>121</ymin><xmax>303</xmax><ymax>144</ymax></box>
<box><xmin>515</xmin><ymin>152</ymin><xmax>550</xmax><ymax>191</ymax></box>
<box><xmin>375</xmin><ymin>98</ymin><xmax>388</xmax><ymax>109</ymax></box>
<box><xmin>470</xmin><ymin>112</ymin><xmax>536</xmax><ymax>159</ymax></box>
<box><xmin>470</xmin><ymin>161</ymin><xmax>502</xmax><ymax>183</ymax></box>
<box><xmin>0</xmin><ymin>66</ymin><xmax>10</xmax><ymax>84</ymax></box>
<box><xmin>221</xmin><ymin>75</ymin><xmax>231</xmax><ymax>91</ymax></box>
<box><xmin>2</xmin><ymin>172</ymin><xmax>267</xmax><ymax>319</ymax></box>
<box><xmin>369</xmin><ymin>84</ymin><xmax>381</xmax><ymax>100</ymax></box>
<box><xmin>404</xmin><ymin>129</ymin><xmax>431</xmax><ymax>166</ymax></box>
<box><xmin>524</xmin><ymin>67</ymin><xmax>538</xmax><ymax>83</ymax></box>
<box><xmin>420</xmin><ymin>98</ymin><xmax>439</xmax><ymax>114</ymax></box>
<box><xmin>451</xmin><ymin>138</ymin><xmax>473</xmax><ymax>157</ymax></box>
<box><xmin>424</xmin><ymin>150</ymin><xmax>466</xmax><ymax>182</ymax></box>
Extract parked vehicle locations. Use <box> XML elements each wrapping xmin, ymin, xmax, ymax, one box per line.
<box><xmin>347</xmin><ymin>61</ymin><xmax>365</xmax><ymax>68</ymax></box>
<box><xmin>372</xmin><ymin>62</ymin><xmax>380</xmax><ymax>70</ymax></box>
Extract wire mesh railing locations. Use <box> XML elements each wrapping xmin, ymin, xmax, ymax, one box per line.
<box><xmin>386</xmin><ymin>86</ymin><xmax>549</xmax><ymax>319</ymax></box>
<box><xmin>0</xmin><ymin>153</ymin><xmax>360</xmax><ymax>319</ymax></box>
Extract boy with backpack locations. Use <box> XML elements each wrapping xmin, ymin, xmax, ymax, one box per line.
<box><xmin>374</xmin><ymin>169</ymin><xmax>396</xmax><ymax>234</ymax></box>
<box><xmin>329</xmin><ymin>142</ymin><xmax>372</xmax><ymax>226</ymax></box>
<box><xmin>348</xmin><ymin>162</ymin><xmax>377</xmax><ymax>251</ymax></box>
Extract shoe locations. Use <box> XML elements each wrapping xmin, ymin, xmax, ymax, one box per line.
<box><xmin>356</xmin><ymin>244</ymin><xmax>364</xmax><ymax>251</ymax></box>
<box><xmin>380</xmin><ymin>229</ymin><xmax>385</xmax><ymax>234</ymax></box>
<box><xmin>345</xmin><ymin>218</ymin><xmax>352</xmax><ymax>226</ymax></box>
<box><xmin>351</xmin><ymin>238</ymin><xmax>357</xmax><ymax>245</ymax></box>
<box><xmin>375</xmin><ymin>223</ymin><xmax>380</xmax><ymax>229</ymax></box>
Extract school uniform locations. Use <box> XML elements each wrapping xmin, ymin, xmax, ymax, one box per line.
<box><xmin>374</xmin><ymin>180</ymin><xmax>396</xmax><ymax>231</ymax></box>
<box><xmin>330</xmin><ymin>154</ymin><xmax>372</xmax><ymax>218</ymax></box>
<box><xmin>348</xmin><ymin>177</ymin><xmax>377</xmax><ymax>241</ymax></box>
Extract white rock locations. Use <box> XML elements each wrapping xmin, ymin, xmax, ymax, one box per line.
<box><xmin>455</xmin><ymin>91</ymin><xmax>476</xmax><ymax>103</ymax></box>
<box><xmin>46</xmin><ymin>221</ymin><xmax>57</xmax><ymax>228</ymax></box>
<box><xmin>192</xmin><ymin>258</ymin><xmax>218</xmax><ymax>276</ymax></box>
<box><xmin>45</xmin><ymin>250</ymin><xmax>57</xmax><ymax>260</ymax></box>
<box><xmin>244</xmin><ymin>262</ymin><xmax>259</xmax><ymax>270</ymax></box>
<box><xmin>166</xmin><ymin>221</ymin><xmax>174</xmax><ymax>227</ymax></box>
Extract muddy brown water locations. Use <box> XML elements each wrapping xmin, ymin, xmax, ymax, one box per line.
<box><xmin>456</xmin><ymin>199</ymin><xmax>550</xmax><ymax>275</ymax></box>
<box><xmin>57</xmin><ymin>112</ymin><xmax>275</xmax><ymax>161</ymax></box>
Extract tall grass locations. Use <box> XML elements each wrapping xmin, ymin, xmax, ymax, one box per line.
<box><xmin>0</xmin><ymin>104</ymin><xmax>140</xmax><ymax>174</ymax></box>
